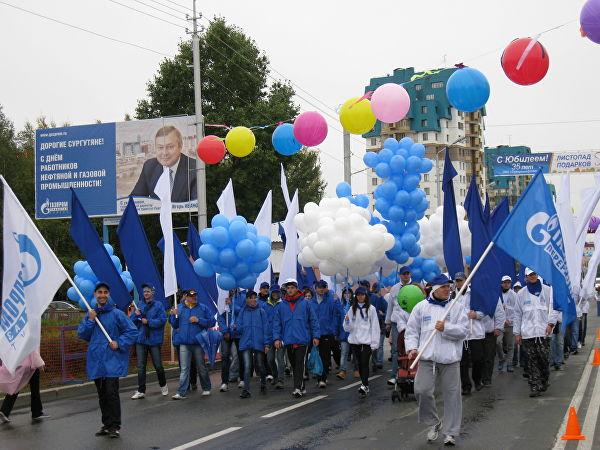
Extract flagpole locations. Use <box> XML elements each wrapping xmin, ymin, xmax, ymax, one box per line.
<box><xmin>0</xmin><ymin>176</ymin><xmax>113</xmax><ymax>344</ymax></box>
<box><xmin>410</xmin><ymin>240</ymin><xmax>495</xmax><ymax>369</ymax></box>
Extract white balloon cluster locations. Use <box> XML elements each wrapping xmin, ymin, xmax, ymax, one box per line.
<box><xmin>295</xmin><ymin>197</ymin><xmax>396</xmax><ymax>277</ymax></box>
<box><xmin>419</xmin><ymin>205</ymin><xmax>471</xmax><ymax>268</ymax></box>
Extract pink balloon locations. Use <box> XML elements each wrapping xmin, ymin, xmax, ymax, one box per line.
<box><xmin>293</xmin><ymin>111</ymin><xmax>328</xmax><ymax>147</ymax></box>
<box><xmin>370</xmin><ymin>83</ymin><xmax>411</xmax><ymax>123</ymax></box>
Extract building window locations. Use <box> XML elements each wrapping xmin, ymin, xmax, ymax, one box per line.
<box><xmin>435</xmin><ymin>133</ymin><xmax>438</xmax><ymax>141</ymax></box>
<box><xmin>370</xmin><ymin>138</ymin><xmax>377</xmax><ymax>146</ymax></box>
<box><xmin>422</xmin><ymin>133</ymin><xmax>428</xmax><ymax>141</ymax></box>
<box><xmin>372</xmin><ymin>178</ymin><xmax>378</xmax><ymax>186</ymax></box>
<box><xmin>458</xmin><ymin>122</ymin><xmax>464</xmax><ymax>130</ymax></box>
<box><xmin>422</xmin><ymin>106</ymin><xmax>428</xmax><ymax>114</ymax></box>
<box><xmin>415</xmin><ymin>84</ymin><xmax>422</xmax><ymax>91</ymax></box>
<box><xmin>421</xmin><ymin>119</ymin><xmax>428</xmax><ymax>127</ymax></box>
<box><xmin>446</xmin><ymin>134</ymin><xmax>449</xmax><ymax>142</ymax></box>
<box><xmin>458</xmin><ymin>111</ymin><xmax>464</xmax><ymax>118</ymax></box>
<box><xmin>431</xmin><ymin>81</ymin><xmax>444</xmax><ymax>89</ymax></box>
<box><xmin>424</xmin><ymin>174</ymin><xmax>429</xmax><ymax>182</ymax></box>
<box><xmin>424</xmin><ymin>187</ymin><xmax>430</xmax><ymax>195</ymax></box>
<box><xmin>446</xmin><ymin>120</ymin><xmax>449</xmax><ymax>127</ymax></box>
<box><xmin>426</xmin><ymin>94</ymin><xmax>435</xmax><ymax>100</ymax></box>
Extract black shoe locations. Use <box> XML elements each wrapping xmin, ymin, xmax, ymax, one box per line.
<box><xmin>482</xmin><ymin>381</ymin><xmax>492</xmax><ymax>388</ymax></box>
<box><xmin>462</xmin><ymin>388</ymin><xmax>472</xmax><ymax>396</ymax></box>
<box><xmin>554</xmin><ymin>365</ymin><xmax>562</xmax><ymax>371</ymax></box>
<box><xmin>108</xmin><ymin>429</ymin><xmax>120</xmax><ymax>439</ymax></box>
<box><xmin>190</xmin><ymin>384</ymin><xmax>198</xmax><ymax>391</ymax></box>
<box><xmin>95</xmin><ymin>428</ymin><xmax>109</xmax><ymax>436</ymax></box>
<box><xmin>540</xmin><ymin>382</ymin><xmax>549</xmax><ymax>392</ymax></box>
<box><xmin>475</xmin><ymin>383</ymin><xmax>483</xmax><ymax>391</ymax></box>
<box><xmin>522</xmin><ymin>373</ymin><xmax>529</xmax><ymax>379</ymax></box>
<box><xmin>275</xmin><ymin>380</ymin><xmax>284</xmax><ymax>389</ymax></box>
<box><xmin>260</xmin><ymin>385</ymin><xmax>267</xmax><ymax>395</ymax></box>
<box><xmin>572</xmin><ymin>350</ymin><xmax>579</xmax><ymax>355</ymax></box>
<box><xmin>240</xmin><ymin>389</ymin><xmax>251</xmax><ymax>399</ymax></box>
<box><xmin>529</xmin><ymin>389</ymin><xmax>541</xmax><ymax>398</ymax></box>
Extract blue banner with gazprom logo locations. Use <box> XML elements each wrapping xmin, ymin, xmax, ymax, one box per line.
<box><xmin>35</xmin><ymin>123</ymin><xmax>116</xmax><ymax>218</ymax></box>
<box><xmin>491</xmin><ymin>152</ymin><xmax>552</xmax><ymax>177</ymax></box>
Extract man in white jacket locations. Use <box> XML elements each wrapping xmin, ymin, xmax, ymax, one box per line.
<box><xmin>514</xmin><ymin>268</ymin><xmax>559</xmax><ymax>397</ymax></box>
<box><xmin>497</xmin><ymin>275</ymin><xmax>518</xmax><ymax>373</ymax></box>
<box><xmin>406</xmin><ymin>274</ymin><xmax>469</xmax><ymax>447</ymax></box>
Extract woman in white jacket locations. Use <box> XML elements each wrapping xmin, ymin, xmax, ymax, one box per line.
<box><xmin>343</xmin><ymin>287</ymin><xmax>380</xmax><ymax>397</ymax></box>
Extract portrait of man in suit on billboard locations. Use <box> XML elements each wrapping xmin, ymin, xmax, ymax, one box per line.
<box><xmin>130</xmin><ymin>125</ymin><xmax>197</xmax><ymax>202</ymax></box>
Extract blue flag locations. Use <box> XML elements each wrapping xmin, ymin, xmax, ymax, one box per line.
<box><xmin>483</xmin><ymin>193</ymin><xmax>491</xmax><ymax>224</ymax></box>
<box><xmin>490</xmin><ymin>198</ymin><xmax>515</xmax><ymax>280</ymax></box>
<box><xmin>116</xmin><ymin>198</ymin><xmax>167</xmax><ymax>309</ymax></box>
<box><xmin>492</xmin><ymin>170</ymin><xmax>576</xmax><ymax>329</ymax></box>
<box><xmin>186</xmin><ymin>221</ymin><xmax>201</xmax><ymax>261</ymax></box>
<box><xmin>442</xmin><ymin>148</ymin><xmax>464</xmax><ymax>278</ymax></box>
<box><xmin>464</xmin><ymin>177</ymin><xmax>501</xmax><ymax>316</ymax></box>
<box><xmin>158</xmin><ymin>233</ymin><xmax>217</xmax><ymax>315</ymax></box>
<box><xmin>69</xmin><ymin>189</ymin><xmax>131</xmax><ymax>311</ymax></box>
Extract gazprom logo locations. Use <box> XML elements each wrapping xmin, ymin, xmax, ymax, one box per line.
<box><xmin>40</xmin><ymin>197</ymin><xmax>68</xmax><ymax>215</ymax></box>
<box><xmin>526</xmin><ymin>212</ymin><xmax>562</xmax><ymax>246</ymax></box>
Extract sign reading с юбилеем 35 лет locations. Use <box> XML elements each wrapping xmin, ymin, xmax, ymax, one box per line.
<box><xmin>491</xmin><ymin>150</ymin><xmax>600</xmax><ymax>177</ymax></box>
<box><xmin>35</xmin><ymin>116</ymin><xmax>199</xmax><ymax>219</ymax></box>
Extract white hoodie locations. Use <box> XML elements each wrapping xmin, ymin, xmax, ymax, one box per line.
<box><xmin>458</xmin><ymin>290</ymin><xmax>485</xmax><ymax>340</ymax></box>
<box><xmin>482</xmin><ymin>299</ymin><xmax>506</xmax><ymax>334</ymax></box>
<box><xmin>501</xmin><ymin>289</ymin><xmax>518</xmax><ymax>326</ymax></box>
<box><xmin>513</xmin><ymin>283</ymin><xmax>559</xmax><ymax>339</ymax></box>
<box><xmin>343</xmin><ymin>303</ymin><xmax>381</xmax><ymax>349</ymax></box>
<box><xmin>405</xmin><ymin>296</ymin><xmax>469</xmax><ymax>364</ymax></box>
<box><xmin>390</xmin><ymin>303</ymin><xmax>410</xmax><ymax>333</ymax></box>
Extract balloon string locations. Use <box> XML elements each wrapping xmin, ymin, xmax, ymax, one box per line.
<box><xmin>515</xmin><ymin>34</ymin><xmax>540</xmax><ymax>71</ymax></box>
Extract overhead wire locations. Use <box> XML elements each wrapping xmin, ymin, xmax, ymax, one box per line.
<box><xmin>107</xmin><ymin>0</ymin><xmax>186</xmax><ymax>29</ymax></box>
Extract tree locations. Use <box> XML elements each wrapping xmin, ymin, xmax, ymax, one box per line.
<box><xmin>136</xmin><ymin>17</ymin><xmax>326</xmax><ymax>223</ymax></box>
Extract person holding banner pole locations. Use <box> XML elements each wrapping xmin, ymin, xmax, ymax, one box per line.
<box><xmin>77</xmin><ymin>282</ymin><xmax>138</xmax><ymax>439</ymax></box>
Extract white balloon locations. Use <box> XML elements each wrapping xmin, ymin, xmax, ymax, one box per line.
<box><xmin>368</xmin><ymin>231</ymin><xmax>384</xmax><ymax>250</ymax></box>
<box><xmin>318</xmin><ymin>216</ymin><xmax>334</xmax><ymax>228</ymax></box>
<box><xmin>382</xmin><ymin>234</ymin><xmax>395</xmax><ymax>251</ymax></box>
<box><xmin>334</xmin><ymin>216</ymin><xmax>351</xmax><ymax>231</ymax></box>
<box><xmin>313</xmin><ymin>240</ymin><xmax>334</xmax><ymax>259</ymax></box>
<box><xmin>304</xmin><ymin>202</ymin><xmax>318</xmax><ymax>212</ymax></box>
<box><xmin>317</xmin><ymin>225</ymin><xmax>336</xmax><ymax>241</ymax></box>
<box><xmin>294</xmin><ymin>213</ymin><xmax>306</xmax><ymax>232</ymax></box>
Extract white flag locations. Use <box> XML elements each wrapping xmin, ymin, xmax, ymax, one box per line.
<box><xmin>254</xmin><ymin>191</ymin><xmax>273</xmax><ymax>291</ymax></box>
<box><xmin>154</xmin><ymin>168</ymin><xmax>177</xmax><ymax>297</ymax></box>
<box><xmin>279</xmin><ymin>190</ymin><xmax>299</xmax><ymax>284</ymax></box>
<box><xmin>280</xmin><ymin>164</ymin><xmax>291</xmax><ymax>209</ymax></box>
<box><xmin>581</xmin><ymin>228</ymin><xmax>600</xmax><ymax>300</ymax></box>
<box><xmin>1</xmin><ymin>177</ymin><xmax>67</xmax><ymax>374</ymax></box>
<box><xmin>216</xmin><ymin>179</ymin><xmax>237</xmax><ymax>314</ymax></box>
<box><xmin>556</xmin><ymin>174</ymin><xmax>580</xmax><ymax>297</ymax></box>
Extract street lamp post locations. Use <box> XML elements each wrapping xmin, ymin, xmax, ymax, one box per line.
<box><xmin>435</xmin><ymin>135</ymin><xmax>466</xmax><ymax>207</ymax></box>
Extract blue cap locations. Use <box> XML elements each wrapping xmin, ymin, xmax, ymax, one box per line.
<box><xmin>260</xmin><ymin>282</ymin><xmax>270</xmax><ymax>289</ymax></box>
<box><xmin>358</xmin><ymin>280</ymin><xmax>370</xmax><ymax>288</ymax></box>
<box><xmin>270</xmin><ymin>284</ymin><xmax>281</xmax><ymax>293</ymax></box>
<box><xmin>430</xmin><ymin>274</ymin><xmax>451</xmax><ymax>287</ymax></box>
<box><xmin>315</xmin><ymin>280</ymin><xmax>328</xmax><ymax>288</ymax></box>
<box><xmin>399</xmin><ymin>266</ymin><xmax>411</xmax><ymax>274</ymax></box>
<box><xmin>355</xmin><ymin>287</ymin><xmax>368</xmax><ymax>296</ymax></box>
<box><xmin>141</xmin><ymin>283</ymin><xmax>155</xmax><ymax>291</ymax></box>
<box><xmin>94</xmin><ymin>281</ymin><xmax>110</xmax><ymax>291</ymax></box>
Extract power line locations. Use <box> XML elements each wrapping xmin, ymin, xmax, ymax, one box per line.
<box><xmin>161</xmin><ymin>0</ymin><xmax>191</xmax><ymax>12</ymax></box>
<box><xmin>107</xmin><ymin>0</ymin><xmax>186</xmax><ymax>29</ymax></box>
<box><xmin>144</xmin><ymin>0</ymin><xmax>189</xmax><ymax>15</ymax></box>
<box><xmin>126</xmin><ymin>0</ymin><xmax>188</xmax><ymax>22</ymax></box>
<box><xmin>0</xmin><ymin>0</ymin><xmax>173</xmax><ymax>57</ymax></box>
<box><xmin>487</xmin><ymin>119</ymin><xmax>600</xmax><ymax>127</ymax></box>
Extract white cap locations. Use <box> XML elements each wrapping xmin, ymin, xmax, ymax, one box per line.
<box><xmin>283</xmin><ymin>278</ymin><xmax>298</xmax><ymax>287</ymax></box>
<box><xmin>501</xmin><ymin>275</ymin><xmax>512</xmax><ymax>282</ymax></box>
<box><xmin>524</xmin><ymin>267</ymin><xmax>536</xmax><ymax>276</ymax></box>
<box><xmin>514</xmin><ymin>281</ymin><xmax>522</xmax><ymax>288</ymax></box>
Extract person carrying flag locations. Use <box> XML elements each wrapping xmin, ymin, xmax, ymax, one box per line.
<box><xmin>514</xmin><ymin>268</ymin><xmax>559</xmax><ymax>397</ymax></box>
<box><xmin>77</xmin><ymin>282</ymin><xmax>138</xmax><ymax>439</ymax></box>
<box><xmin>406</xmin><ymin>274</ymin><xmax>469</xmax><ymax>446</ymax></box>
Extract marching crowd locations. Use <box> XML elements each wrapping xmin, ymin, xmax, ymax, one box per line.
<box><xmin>1</xmin><ymin>268</ymin><xmax>597</xmax><ymax>446</ymax></box>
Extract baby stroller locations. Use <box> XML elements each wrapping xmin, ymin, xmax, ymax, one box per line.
<box><xmin>391</xmin><ymin>329</ymin><xmax>418</xmax><ymax>402</ymax></box>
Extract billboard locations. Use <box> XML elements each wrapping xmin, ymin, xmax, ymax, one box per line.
<box><xmin>491</xmin><ymin>150</ymin><xmax>600</xmax><ymax>177</ymax></box>
<box><xmin>35</xmin><ymin>116</ymin><xmax>198</xmax><ymax>219</ymax></box>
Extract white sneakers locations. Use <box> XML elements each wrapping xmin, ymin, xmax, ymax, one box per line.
<box><xmin>427</xmin><ymin>420</ymin><xmax>443</xmax><ymax>442</ymax></box>
<box><xmin>443</xmin><ymin>435</ymin><xmax>456</xmax><ymax>446</ymax></box>
<box><xmin>133</xmin><ymin>388</ymin><xmax>168</xmax><ymax>398</ymax></box>
<box><xmin>292</xmin><ymin>388</ymin><xmax>303</xmax><ymax>398</ymax></box>
<box><xmin>220</xmin><ymin>383</ymin><xmax>229</xmax><ymax>392</ymax></box>
<box><xmin>172</xmin><ymin>393</ymin><xmax>186</xmax><ymax>400</ymax></box>
<box><xmin>266</xmin><ymin>375</ymin><xmax>274</xmax><ymax>382</ymax></box>
<box><xmin>161</xmin><ymin>386</ymin><xmax>169</xmax><ymax>396</ymax></box>
<box><xmin>318</xmin><ymin>381</ymin><xmax>327</xmax><ymax>389</ymax></box>
<box><xmin>131</xmin><ymin>391</ymin><xmax>145</xmax><ymax>400</ymax></box>
<box><xmin>358</xmin><ymin>384</ymin><xmax>369</xmax><ymax>396</ymax></box>
<box><xmin>387</xmin><ymin>378</ymin><xmax>397</xmax><ymax>386</ymax></box>
<box><xmin>238</xmin><ymin>380</ymin><xmax>245</xmax><ymax>389</ymax></box>
<box><xmin>201</xmin><ymin>390</ymin><xmax>211</xmax><ymax>396</ymax></box>
<box><xmin>0</xmin><ymin>412</ymin><xmax>10</xmax><ymax>423</ymax></box>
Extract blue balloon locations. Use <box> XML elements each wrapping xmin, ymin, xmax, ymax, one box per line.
<box><xmin>90</xmin><ymin>298</ymin><xmax>98</xmax><ymax>309</ymax></box>
<box><xmin>378</xmin><ymin>148</ymin><xmax>394</xmax><ymax>163</ymax></box>
<box><xmin>211</xmin><ymin>214</ymin><xmax>230</xmax><ymax>229</ymax></box>
<box><xmin>387</xmin><ymin>220</ymin><xmax>406</xmax><ymax>235</ymax></box>
<box><xmin>235</xmin><ymin>239</ymin><xmax>256</xmax><ymax>259</ymax></box>
<box><xmin>67</xmin><ymin>287</ymin><xmax>79</xmax><ymax>301</ymax></box>
<box><xmin>363</xmin><ymin>151</ymin><xmax>379</xmax><ymax>168</ymax></box>
<box><xmin>416</xmin><ymin>210</ymin><xmax>426</xmax><ymax>220</ymax></box>
<box><xmin>232</xmin><ymin>215</ymin><xmax>248</xmax><ymax>225</ymax></box>
<box><xmin>395</xmin><ymin>251</ymin><xmax>409</xmax><ymax>264</ymax></box>
<box><xmin>194</xmin><ymin>258</ymin><xmax>215</xmax><ymax>277</ymax></box>
<box><xmin>231</xmin><ymin>262</ymin><xmax>250</xmax><ymax>279</ymax></box>
<box><xmin>257</xmin><ymin>235</ymin><xmax>271</xmax><ymax>245</ymax></box>
<box><xmin>405</xmin><ymin>221</ymin><xmax>420</xmax><ymax>236</ymax></box>
<box><xmin>407</xmin><ymin>243</ymin><xmax>421</xmax><ymax>258</ymax></box>
<box><xmin>254</xmin><ymin>241</ymin><xmax>271</xmax><ymax>261</ymax></box>
<box><xmin>401</xmin><ymin>233</ymin><xmax>417</xmax><ymax>249</ymax></box>
<box><xmin>210</xmin><ymin>226</ymin><xmax>229</xmax><ymax>248</ymax></box>
<box><xmin>83</xmin><ymin>266</ymin><xmax>97</xmax><ymax>282</ymax></box>
<box><xmin>217</xmin><ymin>273</ymin><xmax>237</xmax><ymax>290</ymax></box>
<box><xmin>390</xmin><ymin>175</ymin><xmax>404</xmax><ymax>189</ymax></box>
<box><xmin>394</xmin><ymin>189</ymin><xmax>410</xmax><ymax>206</ymax></box>
<box><xmin>406</xmin><ymin>155</ymin><xmax>422</xmax><ymax>173</ymax></box>
<box><xmin>199</xmin><ymin>244</ymin><xmax>219</xmax><ymax>264</ymax></box>
<box><xmin>390</xmin><ymin>240</ymin><xmax>403</xmax><ymax>254</ymax></box>
<box><xmin>403</xmin><ymin>174</ymin><xmax>421</xmax><ymax>191</ymax></box>
<box><xmin>250</xmin><ymin>259</ymin><xmax>269</xmax><ymax>273</ymax></box>
<box><xmin>398</xmin><ymin>137</ymin><xmax>414</xmax><ymax>149</ymax></box>
<box><xmin>369</xmin><ymin>215</ymin><xmax>381</xmax><ymax>225</ymax></box>
<box><xmin>410</xmin><ymin>189</ymin><xmax>425</xmax><ymax>207</ymax></box>
<box><xmin>389</xmin><ymin>155</ymin><xmax>406</xmax><ymax>174</ymax></box>
<box><xmin>424</xmin><ymin>271</ymin><xmax>438</xmax><ymax>283</ymax></box>
<box><xmin>375</xmin><ymin>163</ymin><xmax>391</xmax><ymax>179</ymax></box>
<box><xmin>446</xmin><ymin>67</ymin><xmax>490</xmax><ymax>113</ymax></box>
<box><xmin>409</xmin><ymin>143</ymin><xmax>426</xmax><ymax>158</ymax></box>
<box><xmin>74</xmin><ymin>260</ymin><xmax>87</xmax><ymax>277</ymax></box>
<box><xmin>238</xmin><ymin>275</ymin><xmax>257</xmax><ymax>290</ymax></box>
<box><xmin>78</xmin><ymin>299</ymin><xmax>88</xmax><ymax>310</ymax></box>
<box><xmin>219</xmin><ymin>248</ymin><xmax>237</xmax><ymax>268</ymax></box>
<box><xmin>110</xmin><ymin>255</ymin><xmax>122</xmax><ymax>272</ymax></box>
<box><xmin>336</xmin><ymin>182</ymin><xmax>352</xmax><ymax>198</ymax></box>
<box><xmin>405</xmin><ymin>209</ymin><xmax>417</xmax><ymax>222</ymax></box>
<box><xmin>228</xmin><ymin>221</ymin><xmax>247</xmax><ymax>243</ymax></box>
<box><xmin>388</xmin><ymin>206</ymin><xmax>405</xmax><ymax>222</ymax></box>
<box><xmin>200</xmin><ymin>227</ymin><xmax>214</xmax><ymax>245</ymax></box>
<box><xmin>103</xmin><ymin>244</ymin><xmax>114</xmax><ymax>256</ymax></box>
<box><xmin>422</xmin><ymin>259</ymin><xmax>438</xmax><ymax>273</ymax></box>
<box><xmin>272</xmin><ymin>123</ymin><xmax>302</xmax><ymax>156</ymax></box>
<box><xmin>246</xmin><ymin>232</ymin><xmax>258</xmax><ymax>244</ymax></box>
<box><xmin>374</xmin><ymin>198</ymin><xmax>390</xmax><ymax>216</ymax></box>
<box><xmin>411</xmin><ymin>268</ymin><xmax>423</xmax><ymax>282</ymax></box>
<box><xmin>123</xmin><ymin>277</ymin><xmax>134</xmax><ymax>292</ymax></box>
<box><xmin>380</xmin><ymin>181</ymin><xmax>397</xmax><ymax>200</ymax></box>
<box><xmin>354</xmin><ymin>194</ymin><xmax>370</xmax><ymax>208</ymax></box>
<box><xmin>396</xmin><ymin>148</ymin><xmax>409</xmax><ymax>159</ymax></box>
<box><xmin>246</xmin><ymin>224</ymin><xmax>257</xmax><ymax>235</ymax></box>
<box><xmin>383</xmin><ymin>138</ymin><xmax>399</xmax><ymax>150</ymax></box>
<box><xmin>420</xmin><ymin>158</ymin><xmax>433</xmax><ymax>173</ymax></box>
<box><xmin>79</xmin><ymin>279</ymin><xmax>95</xmax><ymax>298</ymax></box>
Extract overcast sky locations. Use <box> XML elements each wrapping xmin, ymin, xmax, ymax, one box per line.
<box><xmin>1</xmin><ymin>0</ymin><xmax>598</xmax><ymax>217</ymax></box>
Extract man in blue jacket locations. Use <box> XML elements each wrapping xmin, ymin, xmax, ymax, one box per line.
<box><xmin>130</xmin><ymin>284</ymin><xmax>168</xmax><ymax>400</ymax></box>
<box><xmin>273</xmin><ymin>278</ymin><xmax>320</xmax><ymax>398</ymax></box>
<box><xmin>264</xmin><ymin>285</ymin><xmax>285</xmax><ymax>388</ymax></box>
<box><xmin>170</xmin><ymin>289</ymin><xmax>216</xmax><ymax>400</ymax></box>
<box><xmin>312</xmin><ymin>280</ymin><xmax>341</xmax><ymax>388</ymax></box>
<box><xmin>77</xmin><ymin>282</ymin><xmax>137</xmax><ymax>439</ymax></box>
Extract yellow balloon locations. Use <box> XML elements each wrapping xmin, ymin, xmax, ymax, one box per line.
<box><xmin>339</xmin><ymin>97</ymin><xmax>377</xmax><ymax>135</ymax></box>
<box><xmin>225</xmin><ymin>126</ymin><xmax>256</xmax><ymax>157</ymax></box>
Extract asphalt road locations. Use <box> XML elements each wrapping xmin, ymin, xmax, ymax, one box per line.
<box><xmin>1</xmin><ymin>315</ymin><xmax>599</xmax><ymax>450</ymax></box>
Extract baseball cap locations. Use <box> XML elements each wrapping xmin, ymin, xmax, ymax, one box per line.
<box><xmin>399</xmin><ymin>266</ymin><xmax>411</xmax><ymax>274</ymax></box>
<box><xmin>355</xmin><ymin>287</ymin><xmax>367</xmax><ymax>296</ymax></box>
<box><xmin>260</xmin><ymin>282</ymin><xmax>270</xmax><ymax>289</ymax></box>
<box><xmin>283</xmin><ymin>278</ymin><xmax>298</xmax><ymax>287</ymax></box>
<box><xmin>141</xmin><ymin>283</ymin><xmax>155</xmax><ymax>291</ymax></box>
<box><xmin>246</xmin><ymin>290</ymin><xmax>257</xmax><ymax>298</ymax></box>
<box><xmin>514</xmin><ymin>281</ymin><xmax>522</xmax><ymax>288</ymax></box>
<box><xmin>454</xmin><ymin>272</ymin><xmax>467</xmax><ymax>281</ymax></box>
<box><xmin>501</xmin><ymin>275</ymin><xmax>512</xmax><ymax>282</ymax></box>
<box><xmin>185</xmin><ymin>289</ymin><xmax>198</xmax><ymax>296</ymax></box>
<box><xmin>315</xmin><ymin>280</ymin><xmax>328</xmax><ymax>288</ymax></box>
<box><xmin>270</xmin><ymin>284</ymin><xmax>281</xmax><ymax>293</ymax></box>
<box><xmin>94</xmin><ymin>281</ymin><xmax>110</xmax><ymax>292</ymax></box>
<box><xmin>525</xmin><ymin>268</ymin><xmax>536</xmax><ymax>276</ymax></box>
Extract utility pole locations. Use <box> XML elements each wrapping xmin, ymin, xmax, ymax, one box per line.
<box><xmin>435</xmin><ymin>135</ymin><xmax>466</xmax><ymax>207</ymax></box>
<box><xmin>343</xmin><ymin>131</ymin><xmax>351</xmax><ymax>185</ymax></box>
<box><xmin>189</xmin><ymin>0</ymin><xmax>207</xmax><ymax>230</ymax></box>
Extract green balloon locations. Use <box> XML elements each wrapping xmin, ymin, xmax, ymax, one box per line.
<box><xmin>396</xmin><ymin>284</ymin><xmax>425</xmax><ymax>313</ymax></box>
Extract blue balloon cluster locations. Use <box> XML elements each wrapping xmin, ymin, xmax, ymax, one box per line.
<box><xmin>67</xmin><ymin>244</ymin><xmax>134</xmax><ymax>310</ymax></box>
<box><xmin>364</xmin><ymin>137</ymin><xmax>433</xmax><ymax>264</ymax></box>
<box><xmin>335</xmin><ymin>181</ymin><xmax>370</xmax><ymax>208</ymax></box>
<box><xmin>407</xmin><ymin>257</ymin><xmax>442</xmax><ymax>284</ymax></box>
<box><xmin>193</xmin><ymin>214</ymin><xmax>271</xmax><ymax>291</ymax></box>
<box><xmin>378</xmin><ymin>271</ymin><xmax>399</xmax><ymax>288</ymax></box>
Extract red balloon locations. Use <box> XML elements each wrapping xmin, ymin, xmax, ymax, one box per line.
<box><xmin>197</xmin><ymin>135</ymin><xmax>225</xmax><ymax>165</ymax></box>
<box><xmin>501</xmin><ymin>38</ymin><xmax>550</xmax><ymax>86</ymax></box>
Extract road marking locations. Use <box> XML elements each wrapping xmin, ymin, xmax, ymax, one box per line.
<box><xmin>261</xmin><ymin>395</ymin><xmax>327</xmax><ymax>418</ymax></box>
<box><xmin>552</xmin><ymin>348</ymin><xmax>596</xmax><ymax>450</ymax></box>
<box><xmin>170</xmin><ymin>427</ymin><xmax>242</xmax><ymax>450</ymax></box>
<box><xmin>338</xmin><ymin>375</ymin><xmax>381</xmax><ymax>390</ymax></box>
<box><xmin>578</xmin><ymin>366</ymin><xmax>600</xmax><ymax>450</ymax></box>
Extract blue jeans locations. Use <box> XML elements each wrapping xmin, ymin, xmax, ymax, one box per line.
<box><xmin>391</xmin><ymin>325</ymin><xmax>399</xmax><ymax>374</ymax></box>
<box><xmin>242</xmin><ymin>349</ymin><xmax>267</xmax><ymax>391</ymax></box>
<box><xmin>136</xmin><ymin>344</ymin><xmax>166</xmax><ymax>393</ymax></box>
<box><xmin>220</xmin><ymin>338</ymin><xmax>242</xmax><ymax>384</ymax></box>
<box><xmin>267</xmin><ymin>346</ymin><xmax>285</xmax><ymax>382</ymax></box>
<box><xmin>178</xmin><ymin>344</ymin><xmax>211</xmax><ymax>395</ymax></box>
<box><xmin>339</xmin><ymin>341</ymin><xmax>358</xmax><ymax>373</ymax></box>
<box><xmin>570</xmin><ymin>320</ymin><xmax>580</xmax><ymax>351</ymax></box>
<box><xmin>551</xmin><ymin>332</ymin><xmax>564</xmax><ymax>366</ymax></box>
